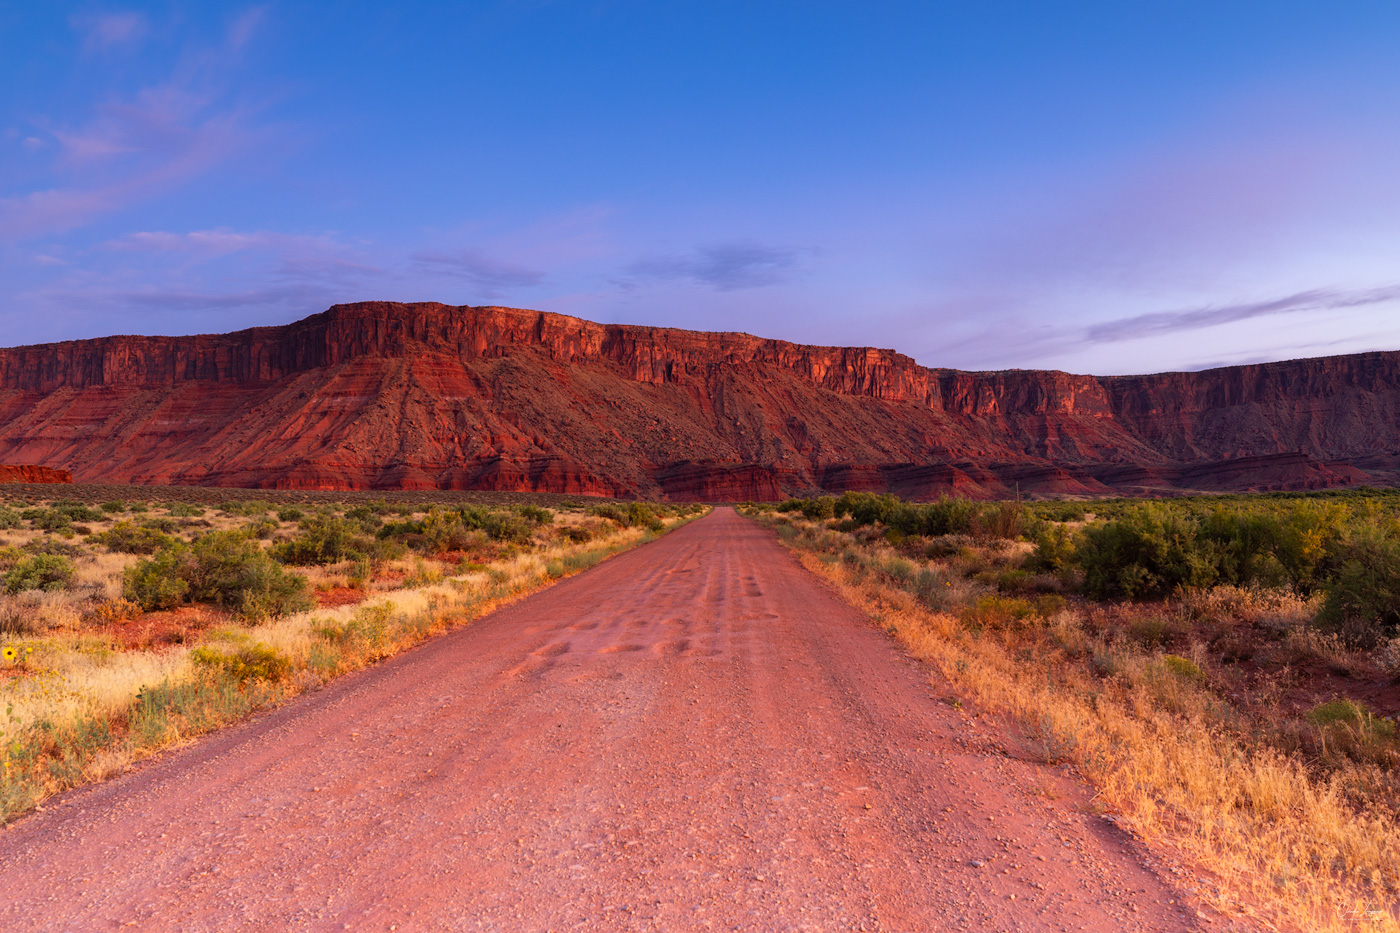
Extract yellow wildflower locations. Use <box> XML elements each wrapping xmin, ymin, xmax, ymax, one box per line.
<box><xmin>1</xmin><ymin>646</ymin><xmax>14</xmax><ymax>662</ymax></box>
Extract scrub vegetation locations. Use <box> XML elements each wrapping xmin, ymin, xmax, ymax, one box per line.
<box><xmin>0</xmin><ymin>491</ymin><xmax>705</xmax><ymax>822</ymax></box>
<box><xmin>749</xmin><ymin>490</ymin><xmax>1400</xmax><ymax>933</ymax></box>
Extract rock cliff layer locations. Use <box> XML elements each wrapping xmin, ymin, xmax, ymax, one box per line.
<box><xmin>0</xmin><ymin>301</ymin><xmax>1395</xmax><ymax>499</ymax></box>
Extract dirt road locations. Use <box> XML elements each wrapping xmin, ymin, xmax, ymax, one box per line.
<box><xmin>0</xmin><ymin>509</ymin><xmax>1200</xmax><ymax>931</ymax></box>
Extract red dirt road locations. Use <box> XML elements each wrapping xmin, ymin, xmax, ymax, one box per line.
<box><xmin>0</xmin><ymin>509</ymin><xmax>1201</xmax><ymax>931</ymax></box>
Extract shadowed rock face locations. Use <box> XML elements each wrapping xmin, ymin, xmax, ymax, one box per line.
<box><xmin>0</xmin><ymin>301</ymin><xmax>1395</xmax><ymax>499</ymax></box>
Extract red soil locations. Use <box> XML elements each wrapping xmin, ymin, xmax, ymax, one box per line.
<box><xmin>0</xmin><ymin>510</ymin><xmax>1216</xmax><ymax>930</ymax></box>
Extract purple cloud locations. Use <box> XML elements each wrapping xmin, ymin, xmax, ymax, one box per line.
<box><xmin>626</xmin><ymin>242</ymin><xmax>805</xmax><ymax>291</ymax></box>
<box><xmin>1085</xmin><ymin>285</ymin><xmax>1400</xmax><ymax>343</ymax></box>
<box><xmin>70</xmin><ymin>12</ymin><xmax>149</xmax><ymax>50</ymax></box>
<box><xmin>413</xmin><ymin>249</ymin><xmax>545</xmax><ymax>293</ymax></box>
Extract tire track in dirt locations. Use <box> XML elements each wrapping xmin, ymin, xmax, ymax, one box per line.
<box><xmin>0</xmin><ymin>508</ymin><xmax>1201</xmax><ymax>931</ymax></box>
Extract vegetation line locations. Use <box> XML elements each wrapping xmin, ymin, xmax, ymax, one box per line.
<box><xmin>0</xmin><ymin>494</ymin><xmax>706</xmax><ymax>824</ymax></box>
<box><xmin>744</xmin><ymin>492</ymin><xmax>1400</xmax><ymax>933</ymax></box>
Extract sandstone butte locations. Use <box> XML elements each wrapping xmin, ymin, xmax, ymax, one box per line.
<box><xmin>0</xmin><ymin>301</ymin><xmax>1395</xmax><ymax>500</ymax></box>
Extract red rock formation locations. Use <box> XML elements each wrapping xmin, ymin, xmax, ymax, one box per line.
<box><xmin>0</xmin><ymin>301</ymin><xmax>1396</xmax><ymax>499</ymax></box>
<box><xmin>0</xmin><ymin>465</ymin><xmax>71</xmax><ymax>484</ymax></box>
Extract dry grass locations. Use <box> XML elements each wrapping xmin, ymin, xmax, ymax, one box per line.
<box><xmin>763</xmin><ymin>513</ymin><xmax>1399</xmax><ymax>933</ymax></box>
<box><xmin>0</xmin><ymin>499</ymin><xmax>705</xmax><ymax>822</ymax></box>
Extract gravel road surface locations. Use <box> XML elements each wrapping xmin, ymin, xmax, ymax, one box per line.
<box><xmin>0</xmin><ymin>508</ymin><xmax>1199</xmax><ymax>931</ymax></box>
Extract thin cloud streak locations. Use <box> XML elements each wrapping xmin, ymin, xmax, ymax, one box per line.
<box><xmin>626</xmin><ymin>242</ymin><xmax>805</xmax><ymax>291</ymax></box>
<box><xmin>1086</xmin><ymin>284</ymin><xmax>1400</xmax><ymax>343</ymax></box>
<box><xmin>412</xmin><ymin>249</ymin><xmax>545</xmax><ymax>293</ymax></box>
<box><xmin>70</xmin><ymin>12</ymin><xmax>149</xmax><ymax>50</ymax></box>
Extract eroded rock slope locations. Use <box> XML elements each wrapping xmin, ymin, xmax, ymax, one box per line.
<box><xmin>0</xmin><ymin>302</ymin><xmax>1395</xmax><ymax>498</ymax></box>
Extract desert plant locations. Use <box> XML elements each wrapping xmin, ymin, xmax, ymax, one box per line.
<box><xmin>125</xmin><ymin>531</ymin><xmax>311</xmax><ymax>620</ymax></box>
<box><xmin>93</xmin><ymin>520</ymin><xmax>172</xmax><ymax>555</ymax></box>
<box><xmin>1315</xmin><ymin>529</ymin><xmax>1400</xmax><ymax>645</ymax></box>
<box><xmin>191</xmin><ymin>644</ymin><xmax>291</xmax><ymax>683</ymax></box>
<box><xmin>4</xmin><ymin>553</ymin><xmax>75</xmax><ymax>594</ymax></box>
<box><xmin>122</xmin><ymin>545</ymin><xmax>192</xmax><ymax>611</ymax></box>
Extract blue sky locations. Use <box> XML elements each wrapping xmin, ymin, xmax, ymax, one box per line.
<box><xmin>3</xmin><ymin>2</ymin><xmax>1399</xmax><ymax>375</ymax></box>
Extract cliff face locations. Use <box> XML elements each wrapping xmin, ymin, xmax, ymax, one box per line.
<box><xmin>0</xmin><ymin>301</ymin><xmax>1395</xmax><ymax>499</ymax></box>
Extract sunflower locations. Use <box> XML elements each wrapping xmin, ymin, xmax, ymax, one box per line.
<box><xmin>1</xmin><ymin>646</ymin><xmax>14</xmax><ymax>662</ymax></box>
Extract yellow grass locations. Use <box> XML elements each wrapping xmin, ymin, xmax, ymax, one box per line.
<box><xmin>0</xmin><ymin>507</ymin><xmax>702</xmax><ymax>821</ymax></box>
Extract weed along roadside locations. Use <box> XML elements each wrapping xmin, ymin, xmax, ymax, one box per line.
<box><xmin>742</xmin><ymin>492</ymin><xmax>1400</xmax><ymax>933</ymax></box>
<box><xmin>0</xmin><ymin>494</ymin><xmax>707</xmax><ymax>823</ymax></box>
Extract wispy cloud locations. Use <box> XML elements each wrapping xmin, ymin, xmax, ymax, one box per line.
<box><xmin>70</xmin><ymin>12</ymin><xmax>149</xmax><ymax>50</ymax></box>
<box><xmin>413</xmin><ymin>249</ymin><xmax>545</xmax><ymax>292</ymax></box>
<box><xmin>1085</xmin><ymin>284</ymin><xmax>1400</xmax><ymax>343</ymax></box>
<box><xmin>626</xmin><ymin>242</ymin><xmax>805</xmax><ymax>291</ymax></box>
<box><xmin>106</xmin><ymin>228</ymin><xmax>339</xmax><ymax>259</ymax></box>
<box><xmin>0</xmin><ymin>13</ymin><xmax>270</xmax><ymax>242</ymax></box>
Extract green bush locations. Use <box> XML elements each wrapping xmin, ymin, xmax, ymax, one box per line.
<box><xmin>0</xmin><ymin>506</ymin><xmax>20</xmax><ymax>530</ymax></box>
<box><xmin>1316</xmin><ymin>530</ymin><xmax>1400</xmax><ymax>644</ymax></box>
<box><xmin>276</xmin><ymin>506</ymin><xmax>305</xmax><ymax>523</ymax></box>
<box><xmin>123</xmin><ymin>548</ymin><xmax>191</xmax><ymax>611</ymax></box>
<box><xmin>515</xmin><ymin>504</ymin><xmax>554</xmax><ymax>525</ymax></box>
<box><xmin>100</xmin><ymin>501</ymin><xmax>126</xmax><ymax>513</ymax></box>
<box><xmin>1075</xmin><ymin>506</ymin><xmax>1217</xmax><ymax>599</ymax></box>
<box><xmin>125</xmin><ymin>532</ymin><xmax>311</xmax><ymax>620</ymax></box>
<box><xmin>274</xmin><ymin>515</ymin><xmax>370</xmax><ymax>565</ymax></box>
<box><xmin>23</xmin><ymin>508</ymin><xmax>73</xmax><ymax>533</ymax></box>
<box><xmin>51</xmin><ymin>501</ymin><xmax>105</xmax><ymax>523</ymax></box>
<box><xmin>166</xmin><ymin>503</ymin><xmax>204</xmax><ymax>517</ymax></box>
<box><xmin>93</xmin><ymin>520</ymin><xmax>172</xmax><ymax>555</ymax></box>
<box><xmin>1026</xmin><ymin>523</ymin><xmax>1075</xmax><ymax>573</ymax></box>
<box><xmin>4</xmin><ymin>553</ymin><xmax>75</xmax><ymax>593</ymax></box>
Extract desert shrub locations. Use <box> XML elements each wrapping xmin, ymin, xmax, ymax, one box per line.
<box><xmin>247</xmin><ymin>517</ymin><xmax>278</xmax><ymax>539</ymax></box>
<box><xmin>185</xmin><ymin>532</ymin><xmax>309</xmax><ymax>618</ymax></box>
<box><xmin>166</xmin><ymin>503</ymin><xmax>204</xmax><ymax>517</ymax></box>
<box><xmin>1026</xmin><ymin>524</ymin><xmax>1075</xmax><ymax>573</ymax></box>
<box><xmin>276</xmin><ymin>506</ymin><xmax>305</xmax><ymax>523</ymax></box>
<box><xmin>1075</xmin><ymin>505</ymin><xmax>1217</xmax><ymax>599</ymax></box>
<box><xmin>624</xmin><ymin>502</ymin><xmax>663</xmax><ymax>532</ymax></box>
<box><xmin>100</xmin><ymin>501</ymin><xmax>126</xmax><ymax>513</ymax></box>
<box><xmin>1030</xmin><ymin>500</ymin><xmax>1089</xmax><ymax>522</ymax></box>
<box><xmin>122</xmin><ymin>545</ymin><xmax>193</xmax><ymax>611</ymax></box>
<box><xmin>588</xmin><ymin>503</ymin><xmax>628</xmax><ymax>524</ymax></box>
<box><xmin>23</xmin><ymin>508</ymin><xmax>72</xmax><ymax>533</ymax></box>
<box><xmin>218</xmin><ymin>500</ymin><xmax>271</xmax><ymax>517</ymax></box>
<box><xmin>1304</xmin><ymin>699</ymin><xmax>1397</xmax><ymax>763</ymax></box>
<box><xmin>0</xmin><ymin>506</ymin><xmax>20</xmax><ymax>530</ymax></box>
<box><xmin>1158</xmin><ymin>654</ymin><xmax>1205</xmax><ymax>681</ymax></box>
<box><xmin>20</xmin><ymin>537</ymin><xmax>81</xmax><ymax>558</ymax></box>
<box><xmin>51</xmin><ymin>501</ymin><xmax>104</xmax><ymax>523</ymax></box>
<box><xmin>432</xmin><ymin>509</ymin><xmax>485</xmax><ymax>549</ymax></box>
<box><xmin>342</xmin><ymin>505</ymin><xmax>383</xmax><ymax>532</ymax></box>
<box><xmin>959</xmin><ymin>593</ymin><xmax>1040</xmax><ymax>632</ymax></box>
<box><xmin>93</xmin><ymin>520</ymin><xmax>172</xmax><ymax>555</ymax></box>
<box><xmin>559</xmin><ymin>525</ymin><xmax>594</xmax><ymax>544</ymax></box>
<box><xmin>274</xmin><ymin>515</ymin><xmax>371</xmax><ymax>565</ymax></box>
<box><xmin>125</xmin><ymin>532</ymin><xmax>310</xmax><ymax>620</ymax></box>
<box><xmin>141</xmin><ymin>517</ymin><xmax>178</xmax><ymax>533</ymax></box>
<box><xmin>191</xmin><ymin>644</ymin><xmax>291</xmax><ymax>683</ymax></box>
<box><xmin>798</xmin><ymin>497</ymin><xmax>836</xmax><ymax>521</ymax></box>
<box><xmin>515</xmin><ymin>504</ymin><xmax>554</xmax><ymax>525</ymax></box>
<box><xmin>1315</xmin><ymin>530</ymin><xmax>1400</xmax><ymax>645</ymax></box>
<box><xmin>4</xmin><ymin>554</ymin><xmax>75</xmax><ymax>594</ymax></box>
